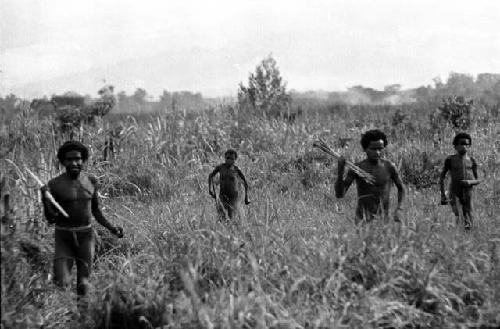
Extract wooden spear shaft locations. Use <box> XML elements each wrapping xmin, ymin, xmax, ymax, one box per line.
<box><xmin>24</xmin><ymin>166</ymin><xmax>69</xmax><ymax>218</ymax></box>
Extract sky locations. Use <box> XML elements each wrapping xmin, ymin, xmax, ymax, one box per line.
<box><xmin>1</xmin><ymin>0</ymin><xmax>500</xmax><ymax>99</ymax></box>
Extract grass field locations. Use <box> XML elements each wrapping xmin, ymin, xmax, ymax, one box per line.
<box><xmin>1</xmin><ymin>102</ymin><xmax>499</xmax><ymax>328</ymax></box>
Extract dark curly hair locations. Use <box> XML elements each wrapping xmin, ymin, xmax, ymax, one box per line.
<box><xmin>224</xmin><ymin>149</ymin><xmax>238</xmax><ymax>159</ymax></box>
<box><xmin>452</xmin><ymin>132</ymin><xmax>472</xmax><ymax>146</ymax></box>
<box><xmin>57</xmin><ymin>141</ymin><xmax>89</xmax><ymax>162</ymax></box>
<box><xmin>360</xmin><ymin>129</ymin><xmax>388</xmax><ymax>149</ymax></box>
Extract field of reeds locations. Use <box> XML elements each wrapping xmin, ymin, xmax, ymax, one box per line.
<box><xmin>1</xmin><ymin>101</ymin><xmax>499</xmax><ymax>329</ymax></box>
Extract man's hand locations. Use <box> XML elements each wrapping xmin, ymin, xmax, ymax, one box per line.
<box><xmin>440</xmin><ymin>194</ymin><xmax>449</xmax><ymax>205</ymax></box>
<box><xmin>245</xmin><ymin>198</ymin><xmax>251</xmax><ymax>205</ymax></box>
<box><xmin>40</xmin><ymin>186</ymin><xmax>51</xmax><ymax>203</ymax></box>
<box><xmin>460</xmin><ymin>180</ymin><xmax>473</xmax><ymax>187</ymax></box>
<box><xmin>393</xmin><ymin>208</ymin><xmax>402</xmax><ymax>222</ymax></box>
<box><xmin>110</xmin><ymin>226</ymin><xmax>124</xmax><ymax>238</ymax></box>
<box><xmin>338</xmin><ymin>157</ymin><xmax>346</xmax><ymax>174</ymax></box>
<box><xmin>209</xmin><ymin>191</ymin><xmax>216</xmax><ymax>199</ymax></box>
<box><xmin>41</xmin><ymin>186</ymin><xmax>60</xmax><ymax>221</ymax></box>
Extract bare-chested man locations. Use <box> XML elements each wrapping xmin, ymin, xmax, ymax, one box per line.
<box><xmin>42</xmin><ymin>141</ymin><xmax>123</xmax><ymax>300</ymax></box>
<box><xmin>208</xmin><ymin>149</ymin><xmax>250</xmax><ymax>220</ymax></box>
<box><xmin>335</xmin><ymin>129</ymin><xmax>405</xmax><ymax>224</ymax></box>
<box><xmin>440</xmin><ymin>132</ymin><xmax>481</xmax><ymax>230</ymax></box>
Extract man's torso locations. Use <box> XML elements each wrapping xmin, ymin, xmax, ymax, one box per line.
<box><xmin>48</xmin><ymin>173</ymin><xmax>95</xmax><ymax>227</ymax></box>
<box><xmin>218</xmin><ymin>164</ymin><xmax>240</xmax><ymax>200</ymax></box>
<box><xmin>352</xmin><ymin>159</ymin><xmax>395</xmax><ymax>217</ymax></box>
<box><xmin>447</xmin><ymin>154</ymin><xmax>475</xmax><ymax>192</ymax></box>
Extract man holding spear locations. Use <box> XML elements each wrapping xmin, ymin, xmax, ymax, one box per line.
<box><xmin>40</xmin><ymin>141</ymin><xmax>123</xmax><ymax>302</ymax></box>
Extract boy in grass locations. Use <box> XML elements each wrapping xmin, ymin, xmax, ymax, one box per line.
<box><xmin>439</xmin><ymin>132</ymin><xmax>481</xmax><ymax>230</ymax></box>
<box><xmin>335</xmin><ymin>129</ymin><xmax>405</xmax><ymax>224</ymax></box>
<box><xmin>208</xmin><ymin>149</ymin><xmax>250</xmax><ymax>221</ymax></box>
<box><xmin>42</xmin><ymin>141</ymin><xmax>123</xmax><ymax>301</ymax></box>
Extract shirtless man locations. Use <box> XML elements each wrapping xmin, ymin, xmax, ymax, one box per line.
<box><xmin>42</xmin><ymin>141</ymin><xmax>123</xmax><ymax>300</ymax></box>
<box><xmin>440</xmin><ymin>132</ymin><xmax>481</xmax><ymax>230</ymax></box>
<box><xmin>335</xmin><ymin>129</ymin><xmax>405</xmax><ymax>224</ymax></box>
<box><xmin>208</xmin><ymin>149</ymin><xmax>250</xmax><ymax>221</ymax></box>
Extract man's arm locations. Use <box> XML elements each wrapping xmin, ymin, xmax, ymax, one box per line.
<box><xmin>467</xmin><ymin>158</ymin><xmax>481</xmax><ymax>186</ymax></box>
<box><xmin>439</xmin><ymin>158</ymin><xmax>450</xmax><ymax>204</ymax></box>
<box><xmin>236</xmin><ymin>167</ymin><xmax>250</xmax><ymax>204</ymax></box>
<box><xmin>335</xmin><ymin>157</ymin><xmax>355</xmax><ymax>198</ymax></box>
<box><xmin>391</xmin><ymin>165</ymin><xmax>405</xmax><ymax>212</ymax></box>
<box><xmin>208</xmin><ymin>166</ymin><xmax>220</xmax><ymax>198</ymax></box>
<box><xmin>90</xmin><ymin>177</ymin><xmax>123</xmax><ymax>237</ymax></box>
<box><xmin>41</xmin><ymin>185</ymin><xmax>57</xmax><ymax>224</ymax></box>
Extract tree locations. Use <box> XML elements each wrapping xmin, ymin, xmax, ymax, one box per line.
<box><xmin>437</xmin><ymin>96</ymin><xmax>474</xmax><ymax>130</ymax></box>
<box><xmin>159</xmin><ymin>90</ymin><xmax>173</xmax><ymax>112</ymax></box>
<box><xmin>384</xmin><ymin>84</ymin><xmax>402</xmax><ymax>94</ymax></box>
<box><xmin>238</xmin><ymin>55</ymin><xmax>290</xmax><ymax>117</ymax></box>
<box><xmin>445</xmin><ymin>73</ymin><xmax>475</xmax><ymax>96</ymax></box>
<box><xmin>133</xmin><ymin>88</ymin><xmax>147</xmax><ymax>105</ymax></box>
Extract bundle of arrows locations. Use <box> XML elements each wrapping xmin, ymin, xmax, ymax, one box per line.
<box><xmin>312</xmin><ymin>139</ymin><xmax>376</xmax><ymax>185</ymax></box>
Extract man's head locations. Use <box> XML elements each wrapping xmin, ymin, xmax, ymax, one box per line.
<box><xmin>57</xmin><ymin>141</ymin><xmax>89</xmax><ymax>177</ymax></box>
<box><xmin>224</xmin><ymin>149</ymin><xmax>238</xmax><ymax>165</ymax></box>
<box><xmin>453</xmin><ymin>132</ymin><xmax>472</xmax><ymax>155</ymax></box>
<box><xmin>360</xmin><ymin>129</ymin><xmax>388</xmax><ymax>162</ymax></box>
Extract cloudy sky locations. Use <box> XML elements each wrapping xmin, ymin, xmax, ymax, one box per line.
<box><xmin>1</xmin><ymin>0</ymin><xmax>499</xmax><ymax>98</ymax></box>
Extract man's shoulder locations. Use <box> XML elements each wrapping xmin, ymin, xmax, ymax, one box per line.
<box><xmin>355</xmin><ymin>159</ymin><xmax>369</xmax><ymax>167</ymax></box>
<box><xmin>356</xmin><ymin>158</ymin><xmax>395</xmax><ymax>167</ymax></box>
<box><xmin>382</xmin><ymin>159</ymin><xmax>399</xmax><ymax>172</ymax></box>
<box><xmin>351</xmin><ymin>159</ymin><xmax>368</xmax><ymax>172</ymax></box>
<box><xmin>382</xmin><ymin>158</ymin><xmax>396</xmax><ymax>167</ymax></box>
<box><xmin>349</xmin><ymin>159</ymin><xmax>370</xmax><ymax>177</ymax></box>
<box><xmin>48</xmin><ymin>173</ymin><xmax>67</xmax><ymax>186</ymax></box>
<box><xmin>79</xmin><ymin>173</ymin><xmax>98</xmax><ymax>189</ymax></box>
<box><xmin>85</xmin><ymin>173</ymin><xmax>98</xmax><ymax>185</ymax></box>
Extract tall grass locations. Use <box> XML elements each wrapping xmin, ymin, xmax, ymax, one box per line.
<box><xmin>1</xmin><ymin>103</ymin><xmax>499</xmax><ymax>328</ymax></box>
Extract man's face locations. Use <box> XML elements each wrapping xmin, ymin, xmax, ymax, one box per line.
<box><xmin>455</xmin><ymin>138</ymin><xmax>470</xmax><ymax>155</ymax></box>
<box><xmin>63</xmin><ymin>150</ymin><xmax>83</xmax><ymax>176</ymax></box>
<box><xmin>364</xmin><ymin>140</ymin><xmax>385</xmax><ymax>162</ymax></box>
<box><xmin>225</xmin><ymin>153</ymin><xmax>236</xmax><ymax>165</ymax></box>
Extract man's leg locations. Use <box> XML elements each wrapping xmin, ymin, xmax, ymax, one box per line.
<box><xmin>461</xmin><ymin>189</ymin><xmax>473</xmax><ymax>230</ymax></box>
<box><xmin>54</xmin><ymin>230</ymin><xmax>74</xmax><ymax>289</ymax></box>
<box><xmin>449</xmin><ymin>191</ymin><xmax>461</xmax><ymax>226</ymax></box>
<box><xmin>75</xmin><ymin>230</ymin><xmax>95</xmax><ymax>313</ymax></box>
<box><xmin>75</xmin><ymin>230</ymin><xmax>94</xmax><ymax>297</ymax></box>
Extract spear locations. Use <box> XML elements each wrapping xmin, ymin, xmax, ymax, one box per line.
<box><xmin>24</xmin><ymin>166</ymin><xmax>69</xmax><ymax>218</ymax></box>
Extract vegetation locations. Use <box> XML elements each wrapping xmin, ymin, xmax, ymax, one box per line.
<box><xmin>238</xmin><ymin>55</ymin><xmax>291</xmax><ymax>118</ymax></box>
<box><xmin>1</xmin><ymin>70</ymin><xmax>499</xmax><ymax>328</ymax></box>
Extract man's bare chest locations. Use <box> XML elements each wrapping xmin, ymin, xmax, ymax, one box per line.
<box><xmin>52</xmin><ymin>179</ymin><xmax>94</xmax><ymax>202</ymax></box>
<box><xmin>450</xmin><ymin>158</ymin><xmax>474</xmax><ymax>172</ymax></box>
<box><xmin>220</xmin><ymin>167</ymin><xmax>238</xmax><ymax>182</ymax></box>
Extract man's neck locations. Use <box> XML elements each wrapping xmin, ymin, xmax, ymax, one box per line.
<box><xmin>65</xmin><ymin>172</ymin><xmax>81</xmax><ymax>180</ymax></box>
<box><xmin>367</xmin><ymin>158</ymin><xmax>381</xmax><ymax>166</ymax></box>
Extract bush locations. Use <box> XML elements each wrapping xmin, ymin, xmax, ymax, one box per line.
<box><xmin>400</xmin><ymin>150</ymin><xmax>441</xmax><ymax>189</ymax></box>
<box><xmin>437</xmin><ymin>96</ymin><xmax>474</xmax><ymax>130</ymax></box>
<box><xmin>238</xmin><ymin>55</ymin><xmax>291</xmax><ymax>118</ymax></box>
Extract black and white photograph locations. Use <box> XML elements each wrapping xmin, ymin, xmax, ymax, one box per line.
<box><xmin>1</xmin><ymin>0</ymin><xmax>499</xmax><ymax>328</ymax></box>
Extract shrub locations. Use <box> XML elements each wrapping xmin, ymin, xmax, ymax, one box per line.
<box><xmin>400</xmin><ymin>150</ymin><xmax>441</xmax><ymax>189</ymax></box>
<box><xmin>437</xmin><ymin>96</ymin><xmax>475</xmax><ymax>130</ymax></box>
<box><xmin>238</xmin><ymin>55</ymin><xmax>291</xmax><ymax>118</ymax></box>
